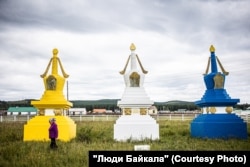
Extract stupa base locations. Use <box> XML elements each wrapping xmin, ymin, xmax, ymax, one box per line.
<box><xmin>114</xmin><ymin>114</ymin><xmax>159</xmax><ymax>141</ymax></box>
<box><xmin>23</xmin><ymin>116</ymin><xmax>76</xmax><ymax>142</ymax></box>
<box><xmin>190</xmin><ymin>114</ymin><xmax>247</xmax><ymax>139</ymax></box>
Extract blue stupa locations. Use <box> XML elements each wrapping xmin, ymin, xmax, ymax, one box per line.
<box><xmin>190</xmin><ymin>45</ymin><xmax>247</xmax><ymax>139</ymax></box>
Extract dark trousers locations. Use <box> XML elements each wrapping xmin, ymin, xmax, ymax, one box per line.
<box><xmin>50</xmin><ymin>138</ymin><xmax>58</xmax><ymax>149</ymax></box>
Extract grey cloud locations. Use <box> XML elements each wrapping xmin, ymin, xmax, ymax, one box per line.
<box><xmin>0</xmin><ymin>0</ymin><xmax>197</xmax><ymax>33</ymax></box>
<box><xmin>1</xmin><ymin>0</ymin><xmax>249</xmax><ymax>37</ymax></box>
<box><xmin>0</xmin><ymin>0</ymin><xmax>249</xmax><ymax>102</ymax></box>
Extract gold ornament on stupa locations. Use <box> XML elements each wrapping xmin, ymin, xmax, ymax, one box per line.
<box><xmin>130</xmin><ymin>43</ymin><xmax>136</xmax><ymax>51</ymax></box>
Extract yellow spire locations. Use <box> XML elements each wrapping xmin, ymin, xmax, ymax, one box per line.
<box><xmin>210</xmin><ymin>45</ymin><xmax>215</xmax><ymax>52</ymax></box>
<box><xmin>130</xmin><ymin>43</ymin><xmax>136</xmax><ymax>51</ymax></box>
<box><xmin>52</xmin><ymin>48</ymin><xmax>59</xmax><ymax>75</ymax></box>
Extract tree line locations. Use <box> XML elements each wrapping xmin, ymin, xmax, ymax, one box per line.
<box><xmin>0</xmin><ymin>99</ymin><xmax>249</xmax><ymax>113</ymax></box>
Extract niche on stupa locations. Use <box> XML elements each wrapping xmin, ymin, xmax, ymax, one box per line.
<box><xmin>213</xmin><ymin>72</ymin><xmax>225</xmax><ymax>89</ymax></box>
<box><xmin>129</xmin><ymin>72</ymin><xmax>140</xmax><ymax>87</ymax></box>
<box><xmin>46</xmin><ymin>75</ymin><xmax>57</xmax><ymax>90</ymax></box>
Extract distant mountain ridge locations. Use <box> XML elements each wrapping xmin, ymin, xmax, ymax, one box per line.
<box><xmin>72</xmin><ymin>99</ymin><xmax>195</xmax><ymax>103</ymax></box>
<box><xmin>155</xmin><ymin>100</ymin><xmax>196</xmax><ymax>105</ymax></box>
<box><xmin>2</xmin><ymin>99</ymin><xmax>196</xmax><ymax>106</ymax></box>
<box><xmin>1</xmin><ymin>99</ymin><xmax>249</xmax><ymax>111</ymax></box>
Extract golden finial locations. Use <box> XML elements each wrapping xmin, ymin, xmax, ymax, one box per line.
<box><xmin>210</xmin><ymin>45</ymin><xmax>215</xmax><ymax>52</ymax></box>
<box><xmin>130</xmin><ymin>43</ymin><xmax>136</xmax><ymax>51</ymax></box>
<box><xmin>53</xmin><ymin>48</ymin><xmax>58</xmax><ymax>56</ymax></box>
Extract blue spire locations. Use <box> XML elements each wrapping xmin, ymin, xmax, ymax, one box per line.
<box><xmin>195</xmin><ymin>45</ymin><xmax>239</xmax><ymax>107</ymax></box>
<box><xmin>210</xmin><ymin>51</ymin><xmax>218</xmax><ymax>73</ymax></box>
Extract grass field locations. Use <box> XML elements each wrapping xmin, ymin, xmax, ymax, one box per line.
<box><xmin>0</xmin><ymin>120</ymin><xmax>249</xmax><ymax>167</ymax></box>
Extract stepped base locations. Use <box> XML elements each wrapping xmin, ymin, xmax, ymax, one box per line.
<box><xmin>31</xmin><ymin>101</ymin><xmax>72</xmax><ymax>109</ymax></box>
<box><xmin>114</xmin><ymin>115</ymin><xmax>159</xmax><ymax>141</ymax></box>
<box><xmin>31</xmin><ymin>91</ymin><xmax>73</xmax><ymax>109</ymax></box>
<box><xmin>190</xmin><ymin>114</ymin><xmax>247</xmax><ymax>139</ymax></box>
<box><xmin>118</xmin><ymin>87</ymin><xmax>153</xmax><ymax>108</ymax></box>
<box><xmin>23</xmin><ymin>116</ymin><xmax>76</xmax><ymax>142</ymax></box>
<box><xmin>195</xmin><ymin>89</ymin><xmax>239</xmax><ymax>107</ymax></box>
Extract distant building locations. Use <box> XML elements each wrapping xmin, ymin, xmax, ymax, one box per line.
<box><xmin>148</xmin><ymin>106</ymin><xmax>158</xmax><ymax>115</ymax></box>
<box><xmin>7</xmin><ymin>107</ymin><xmax>37</xmax><ymax>115</ymax></box>
<box><xmin>177</xmin><ymin>109</ymin><xmax>187</xmax><ymax>112</ymax></box>
<box><xmin>68</xmin><ymin>108</ymin><xmax>87</xmax><ymax>115</ymax></box>
<box><xmin>105</xmin><ymin>110</ymin><xmax>113</xmax><ymax>114</ymax></box>
<box><xmin>114</xmin><ymin>109</ymin><xmax>121</xmax><ymax>113</ymax></box>
<box><xmin>158</xmin><ymin>110</ymin><xmax>170</xmax><ymax>114</ymax></box>
<box><xmin>93</xmin><ymin>109</ymin><xmax>106</xmax><ymax>114</ymax></box>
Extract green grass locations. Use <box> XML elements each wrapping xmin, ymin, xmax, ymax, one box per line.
<box><xmin>0</xmin><ymin>121</ymin><xmax>249</xmax><ymax>167</ymax></box>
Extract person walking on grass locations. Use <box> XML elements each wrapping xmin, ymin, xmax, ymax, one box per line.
<box><xmin>49</xmin><ymin>118</ymin><xmax>58</xmax><ymax>149</ymax></box>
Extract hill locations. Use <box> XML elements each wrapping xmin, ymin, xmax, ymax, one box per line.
<box><xmin>5</xmin><ymin>99</ymin><xmax>250</xmax><ymax>111</ymax></box>
<box><xmin>1</xmin><ymin>99</ymin><xmax>198</xmax><ymax>111</ymax></box>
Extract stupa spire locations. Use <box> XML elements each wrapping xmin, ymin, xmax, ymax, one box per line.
<box><xmin>119</xmin><ymin>43</ymin><xmax>148</xmax><ymax>75</ymax></box>
<box><xmin>52</xmin><ymin>49</ymin><xmax>59</xmax><ymax>75</ymax></box>
<box><xmin>40</xmin><ymin>48</ymin><xmax>69</xmax><ymax>78</ymax></box>
<box><xmin>31</xmin><ymin>48</ymin><xmax>72</xmax><ymax>111</ymax></box>
<box><xmin>195</xmin><ymin>45</ymin><xmax>239</xmax><ymax>109</ymax></box>
<box><xmin>204</xmin><ymin>45</ymin><xmax>229</xmax><ymax>76</ymax></box>
<box><xmin>210</xmin><ymin>45</ymin><xmax>218</xmax><ymax>73</ymax></box>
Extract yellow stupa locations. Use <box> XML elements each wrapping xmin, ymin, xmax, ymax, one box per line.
<box><xmin>23</xmin><ymin>48</ymin><xmax>76</xmax><ymax>142</ymax></box>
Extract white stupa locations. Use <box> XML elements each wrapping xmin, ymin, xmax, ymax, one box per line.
<box><xmin>114</xmin><ymin>43</ymin><xmax>159</xmax><ymax>141</ymax></box>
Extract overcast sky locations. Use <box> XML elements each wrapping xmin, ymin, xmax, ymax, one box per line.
<box><xmin>0</xmin><ymin>0</ymin><xmax>249</xmax><ymax>104</ymax></box>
